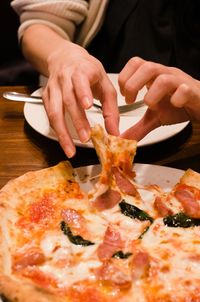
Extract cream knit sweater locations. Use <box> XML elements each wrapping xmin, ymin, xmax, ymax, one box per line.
<box><xmin>11</xmin><ymin>0</ymin><xmax>109</xmax><ymax>47</ymax></box>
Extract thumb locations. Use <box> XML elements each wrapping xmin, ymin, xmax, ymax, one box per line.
<box><xmin>120</xmin><ymin>109</ymin><xmax>161</xmax><ymax>141</ymax></box>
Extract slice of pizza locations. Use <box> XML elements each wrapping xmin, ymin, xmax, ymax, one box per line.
<box><xmin>90</xmin><ymin>124</ymin><xmax>137</xmax><ymax>184</ymax></box>
<box><xmin>90</xmin><ymin>125</ymin><xmax>150</xmax><ymax>206</ymax></box>
<box><xmin>89</xmin><ymin>125</ymin><xmax>161</xmax><ymax>235</ymax></box>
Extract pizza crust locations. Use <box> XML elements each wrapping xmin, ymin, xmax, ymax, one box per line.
<box><xmin>0</xmin><ymin>161</ymin><xmax>74</xmax><ymax>205</ymax></box>
<box><xmin>0</xmin><ymin>272</ymin><xmax>67</xmax><ymax>302</ymax></box>
<box><xmin>180</xmin><ymin>168</ymin><xmax>200</xmax><ymax>190</ymax></box>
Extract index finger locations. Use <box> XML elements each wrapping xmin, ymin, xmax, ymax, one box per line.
<box><xmin>99</xmin><ymin>75</ymin><xmax>120</xmax><ymax>136</ymax></box>
<box><xmin>42</xmin><ymin>87</ymin><xmax>76</xmax><ymax>158</ymax></box>
<box><xmin>118</xmin><ymin>57</ymin><xmax>145</xmax><ymax>95</ymax></box>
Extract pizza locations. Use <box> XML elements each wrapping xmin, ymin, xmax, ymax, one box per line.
<box><xmin>0</xmin><ymin>124</ymin><xmax>200</xmax><ymax>302</ymax></box>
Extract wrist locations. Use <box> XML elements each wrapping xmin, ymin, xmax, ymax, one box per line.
<box><xmin>47</xmin><ymin>41</ymin><xmax>88</xmax><ymax>72</ymax></box>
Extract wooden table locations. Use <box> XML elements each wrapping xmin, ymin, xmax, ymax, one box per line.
<box><xmin>1</xmin><ymin>86</ymin><xmax>200</xmax><ymax>189</ymax></box>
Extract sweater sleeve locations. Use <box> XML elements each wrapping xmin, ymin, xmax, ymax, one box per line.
<box><xmin>11</xmin><ymin>0</ymin><xmax>89</xmax><ymax>42</ymax></box>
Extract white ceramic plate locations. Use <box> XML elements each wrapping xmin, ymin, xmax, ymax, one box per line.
<box><xmin>24</xmin><ymin>73</ymin><xmax>189</xmax><ymax>147</ymax></box>
<box><xmin>74</xmin><ymin>163</ymin><xmax>184</xmax><ymax>193</ymax></box>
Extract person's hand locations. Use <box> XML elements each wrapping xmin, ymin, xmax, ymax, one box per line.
<box><xmin>118</xmin><ymin>57</ymin><xmax>200</xmax><ymax>140</ymax></box>
<box><xmin>42</xmin><ymin>42</ymin><xmax>119</xmax><ymax>157</ymax></box>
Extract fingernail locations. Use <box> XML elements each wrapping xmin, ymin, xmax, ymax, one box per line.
<box><xmin>79</xmin><ymin>129</ymin><xmax>90</xmax><ymax>142</ymax></box>
<box><xmin>66</xmin><ymin>146</ymin><xmax>76</xmax><ymax>158</ymax></box>
<box><xmin>83</xmin><ymin>97</ymin><xmax>92</xmax><ymax>108</ymax></box>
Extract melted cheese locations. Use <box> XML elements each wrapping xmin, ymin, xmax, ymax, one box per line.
<box><xmin>141</xmin><ymin>218</ymin><xmax>200</xmax><ymax>297</ymax></box>
<box><xmin>89</xmin><ymin>182</ymin><xmax>109</xmax><ymax>200</ymax></box>
<box><xmin>166</xmin><ymin>194</ymin><xmax>183</xmax><ymax>213</ymax></box>
<box><xmin>101</xmin><ymin>205</ymin><xmax>149</xmax><ymax>241</ymax></box>
<box><xmin>40</xmin><ymin>230</ymin><xmax>101</xmax><ymax>287</ymax></box>
<box><xmin>138</xmin><ymin>188</ymin><xmax>156</xmax><ymax>216</ymax></box>
<box><xmin>40</xmin><ymin>231</ymin><xmax>72</xmax><ymax>258</ymax></box>
<box><xmin>84</xmin><ymin>212</ymin><xmax>107</xmax><ymax>241</ymax></box>
<box><xmin>41</xmin><ymin>259</ymin><xmax>101</xmax><ymax>288</ymax></box>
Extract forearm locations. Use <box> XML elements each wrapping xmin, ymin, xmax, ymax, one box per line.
<box><xmin>21</xmin><ymin>22</ymin><xmax>119</xmax><ymax>158</ymax></box>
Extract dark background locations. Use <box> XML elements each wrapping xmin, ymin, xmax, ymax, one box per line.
<box><xmin>0</xmin><ymin>0</ymin><xmax>38</xmax><ymax>85</ymax></box>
